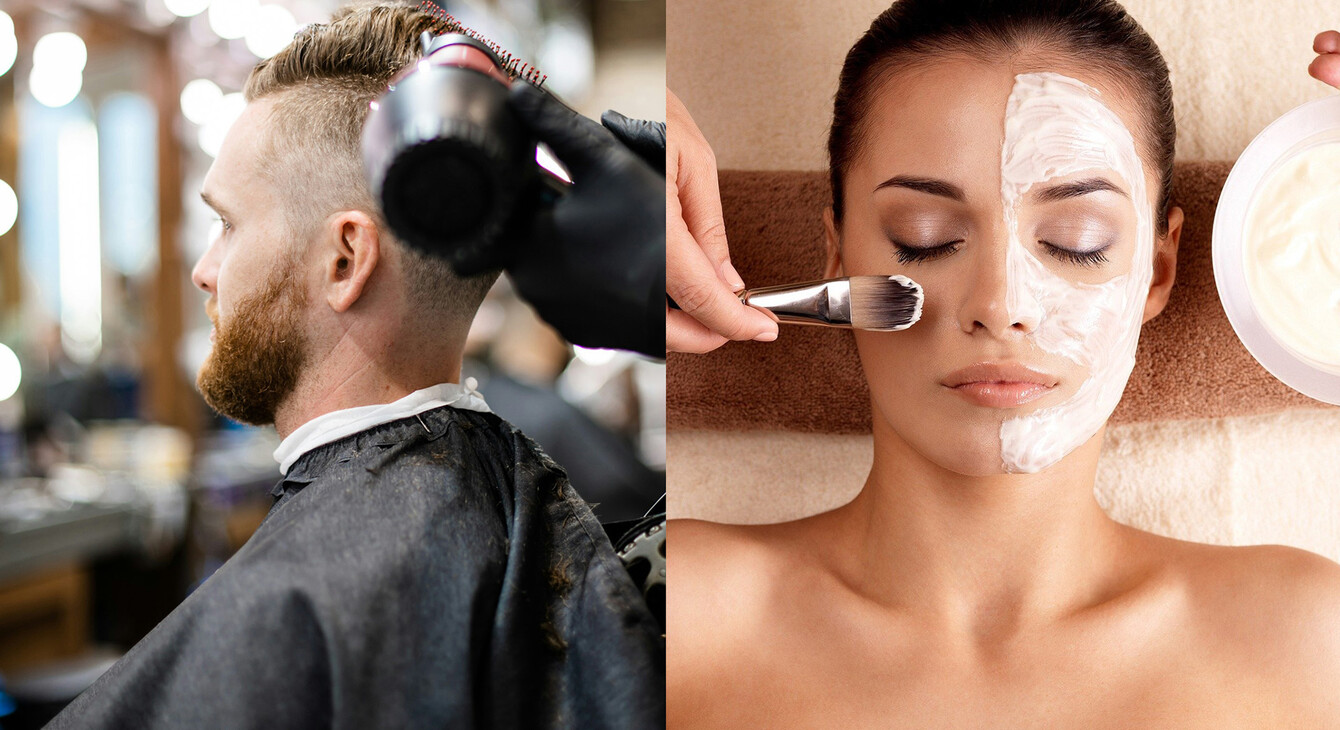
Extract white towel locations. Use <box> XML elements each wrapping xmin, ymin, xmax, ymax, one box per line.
<box><xmin>669</xmin><ymin>408</ymin><xmax>1340</xmax><ymax>563</ymax></box>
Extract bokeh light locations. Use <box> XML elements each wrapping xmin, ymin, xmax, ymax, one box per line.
<box><xmin>208</xmin><ymin>0</ymin><xmax>259</xmax><ymax>41</ymax></box>
<box><xmin>0</xmin><ymin>11</ymin><xmax>17</xmax><ymax>78</ymax></box>
<box><xmin>29</xmin><ymin>32</ymin><xmax>87</xmax><ymax>108</ymax></box>
<box><xmin>197</xmin><ymin>92</ymin><xmax>247</xmax><ymax>157</ymax></box>
<box><xmin>180</xmin><ymin>78</ymin><xmax>222</xmax><ymax>124</ymax></box>
<box><xmin>29</xmin><ymin>64</ymin><xmax>83</xmax><ymax>107</ymax></box>
<box><xmin>244</xmin><ymin>4</ymin><xmax>298</xmax><ymax>58</ymax></box>
<box><xmin>0</xmin><ymin>343</ymin><xmax>21</xmax><ymax>402</ymax></box>
<box><xmin>33</xmin><ymin>32</ymin><xmax>88</xmax><ymax>75</ymax></box>
<box><xmin>164</xmin><ymin>0</ymin><xmax>210</xmax><ymax>18</ymax></box>
<box><xmin>0</xmin><ymin>179</ymin><xmax>17</xmax><ymax>236</ymax></box>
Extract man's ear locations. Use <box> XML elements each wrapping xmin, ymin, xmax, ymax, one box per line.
<box><xmin>823</xmin><ymin>207</ymin><xmax>844</xmax><ymax>279</ymax></box>
<box><xmin>324</xmin><ymin>210</ymin><xmax>381</xmax><ymax>314</ymax></box>
<box><xmin>1143</xmin><ymin>205</ymin><xmax>1182</xmax><ymax>324</ymax></box>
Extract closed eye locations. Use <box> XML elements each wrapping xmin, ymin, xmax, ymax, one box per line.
<box><xmin>890</xmin><ymin>238</ymin><xmax>963</xmax><ymax>264</ymax></box>
<box><xmin>1040</xmin><ymin>240</ymin><xmax>1109</xmax><ymax>267</ymax></box>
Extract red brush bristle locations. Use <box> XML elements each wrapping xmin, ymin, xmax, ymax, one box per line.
<box><xmin>414</xmin><ymin>1</ymin><xmax>545</xmax><ymax>86</ymax></box>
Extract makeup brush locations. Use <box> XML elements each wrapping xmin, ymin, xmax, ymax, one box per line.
<box><xmin>670</xmin><ymin>275</ymin><xmax>924</xmax><ymax>332</ymax></box>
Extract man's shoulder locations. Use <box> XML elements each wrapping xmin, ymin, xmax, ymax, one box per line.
<box><xmin>254</xmin><ymin>407</ymin><xmax>585</xmax><ymax>580</ymax></box>
<box><xmin>237</xmin><ymin>402</ymin><xmax>627</xmax><ymax>604</ymax></box>
<box><xmin>374</xmin><ymin>405</ymin><xmax>564</xmax><ymax>482</ymax></box>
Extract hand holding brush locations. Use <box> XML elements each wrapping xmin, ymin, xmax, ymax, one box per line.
<box><xmin>670</xmin><ymin>275</ymin><xmax>924</xmax><ymax>332</ymax></box>
<box><xmin>666</xmin><ymin>90</ymin><xmax>779</xmax><ymax>353</ymax></box>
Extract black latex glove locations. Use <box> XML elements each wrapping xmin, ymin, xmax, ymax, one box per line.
<box><xmin>600</xmin><ymin>110</ymin><xmax>666</xmax><ymax>174</ymax></box>
<box><xmin>505</xmin><ymin>82</ymin><xmax>665</xmax><ymax>358</ymax></box>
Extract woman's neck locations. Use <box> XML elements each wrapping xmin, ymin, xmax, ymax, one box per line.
<box><xmin>816</xmin><ymin>414</ymin><xmax>1135</xmax><ymax>646</ymax></box>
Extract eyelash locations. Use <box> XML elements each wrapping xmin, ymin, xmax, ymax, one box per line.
<box><xmin>890</xmin><ymin>239</ymin><xmax>1110</xmax><ymax>267</ymax></box>
<box><xmin>893</xmin><ymin>240</ymin><xmax>961</xmax><ymax>264</ymax></box>
<box><xmin>1040</xmin><ymin>241</ymin><xmax>1109</xmax><ymax>268</ymax></box>
<box><xmin>213</xmin><ymin>216</ymin><xmax>232</xmax><ymax>233</ymax></box>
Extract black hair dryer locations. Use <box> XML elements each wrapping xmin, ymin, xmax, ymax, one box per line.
<box><xmin>362</xmin><ymin>32</ymin><xmax>547</xmax><ymax>275</ymax></box>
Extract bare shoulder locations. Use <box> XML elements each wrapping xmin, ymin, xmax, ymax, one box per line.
<box><xmin>667</xmin><ymin>518</ymin><xmax>788</xmax><ymax>636</ymax></box>
<box><xmin>1180</xmin><ymin>541</ymin><xmax>1340</xmax><ymax>630</ymax></box>
<box><xmin>667</xmin><ymin>518</ymin><xmax>797</xmax><ymax>728</ymax></box>
<box><xmin>1168</xmin><ymin>538</ymin><xmax>1340</xmax><ymax>714</ymax></box>
<box><xmin>670</xmin><ymin>517</ymin><xmax>770</xmax><ymax>580</ymax></box>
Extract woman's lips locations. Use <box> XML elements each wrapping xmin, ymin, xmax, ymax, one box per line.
<box><xmin>943</xmin><ymin>362</ymin><xmax>1058</xmax><ymax>408</ymax></box>
<box><xmin>950</xmin><ymin>381</ymin><xmax>1053</xmax><ymax>408</ymax></box>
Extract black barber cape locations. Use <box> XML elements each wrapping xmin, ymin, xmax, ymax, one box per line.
<box><xmin>49</xmin><ymin>405</ymin><xmax>664</xmax><ymax>729</ymax></box>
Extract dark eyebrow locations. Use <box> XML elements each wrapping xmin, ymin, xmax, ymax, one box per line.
<box><xmin>200</xmin><ymin>190</ymin><xmax>233</xmax><ymax>218</ymax></box>
<box><xmin>1031</xmin><ymin>177</ymin><xmax>1127</xmax><ymax>203</ymax></box>
<box><xmin>873</xmin><ymin>175</ymin><xmax>966</xmax><ymax>203</ymax></box>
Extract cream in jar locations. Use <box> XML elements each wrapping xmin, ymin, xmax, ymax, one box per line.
<box><xmin>1243</xmin><ymin>142</ymin><xmax>1340</xmax><ymax>374</ymax></box>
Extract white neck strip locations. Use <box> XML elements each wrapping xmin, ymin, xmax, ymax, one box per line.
<box><xmin>272</xmin><ymin>379</ymin><xmax>491</xmax><ymax>475</ymax></box>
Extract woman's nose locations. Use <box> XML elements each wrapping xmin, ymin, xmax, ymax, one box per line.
<box><xmin>956</xmin><ymin>237</ymin><xmax>1042</xmax><ymax>337</ymax></box>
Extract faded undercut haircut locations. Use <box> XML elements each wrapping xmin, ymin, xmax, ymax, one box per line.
<box><xmin>243</xmin><ymin>0</ymin><xmax>499</xmax><ymax>325</ymax></box>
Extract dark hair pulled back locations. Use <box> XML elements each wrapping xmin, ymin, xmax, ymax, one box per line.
<box><xmin>828</xmin><ymin>0</ymin><xmax>1175</xmax><ymax>234</ymax></box>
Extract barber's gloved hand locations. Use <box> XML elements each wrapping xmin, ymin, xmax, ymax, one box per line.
<box><xmin>600</xmin><ymin>110</ymin><xmax>666</xmax><ymax>174</ymax></box>
<box><xmin>505</xmin><ymin>82</ymin><xmax>665</xmax><ymax>358</ymax></box>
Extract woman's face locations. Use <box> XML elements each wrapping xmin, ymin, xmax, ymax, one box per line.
<box><xmin>828</xmin><ymin>57</ymin><xmax>1172</xmax><ymax>475</ymax></box>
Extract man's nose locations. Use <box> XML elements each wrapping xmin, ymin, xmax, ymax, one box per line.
<box><xmin>191</xmin><ymin>243</ymin><xmax>218</xmax><ymax>295</ymax></box>
<box><xmin>956</xmin><ymin>235</ymin><xmax>1042</xmax><ymax>338</ymax></box>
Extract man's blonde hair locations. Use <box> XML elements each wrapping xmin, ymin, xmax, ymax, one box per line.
<box><xmin>243</xmin><ymin>1</ymin><xmax>499</xmax><ymax>324</ymax></box>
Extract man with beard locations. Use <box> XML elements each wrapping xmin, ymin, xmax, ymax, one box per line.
<box><xmin>47</xmin><ymin>3</ymin><xmax>663</xmax><ymax>729</ymax></box>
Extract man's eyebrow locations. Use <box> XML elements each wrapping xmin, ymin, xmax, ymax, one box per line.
<box><xmin>200</xmin><ymin>191</ymin><xmax>232</xmax><ymax>217</ymax></box>
<box><xmin>873</xmin><ymin>175</ymin><xmax>966</xmax><ymax>203</ymax></box>
<box><xmin>1031</xmin><ymin>177</ymin><xmax>1127</xmax><ymax>202</ymax></box>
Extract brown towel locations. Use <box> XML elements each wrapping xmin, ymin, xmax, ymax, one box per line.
<box><xmin>667</xmin><ymin>163</ymin><xmax>1333</xmax><ymax>433</ymax></box>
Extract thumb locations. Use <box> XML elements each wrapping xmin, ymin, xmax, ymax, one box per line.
<box><xmin>507</xmin><ymin>81</ymin><xmax>611</xmax><ymax>180</ymax></box>
<box><xmin>1311</xmin><ymin>53</ymin><xmax>1340</xmax><ymax>89</ymax></box>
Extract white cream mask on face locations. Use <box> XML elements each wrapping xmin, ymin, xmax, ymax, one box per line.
<box><xmin>997</xmin><ymin>72</ymin><xmax>1154</xmax><ymax>473</ymax></box>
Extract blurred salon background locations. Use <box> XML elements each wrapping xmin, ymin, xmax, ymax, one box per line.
<box><xmin>0</xmin><ymin>0</ymin><xmax>664</xmax><ymax>724</ymax></box>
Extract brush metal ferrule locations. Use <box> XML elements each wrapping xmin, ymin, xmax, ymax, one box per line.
<box><xmin>740</xmin><ymin>278</ymin><xmax>854</xmax><ymax>328</ymax></box>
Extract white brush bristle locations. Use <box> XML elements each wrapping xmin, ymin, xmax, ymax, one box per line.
<box><xmin>847</xmin><ymin>275</ymin><xmax>923</xmax><ymax>331</ymax></box>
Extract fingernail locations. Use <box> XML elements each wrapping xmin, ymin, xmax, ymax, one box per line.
<box><xmin>720</xmin><ymin>261</ymin><xmax>746</xmax><ymax>292</ymax></box>
<box><xmin>753</xmin><ymin>330</ymin><xmax>777</xmax><ymax>342</ymax></box>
